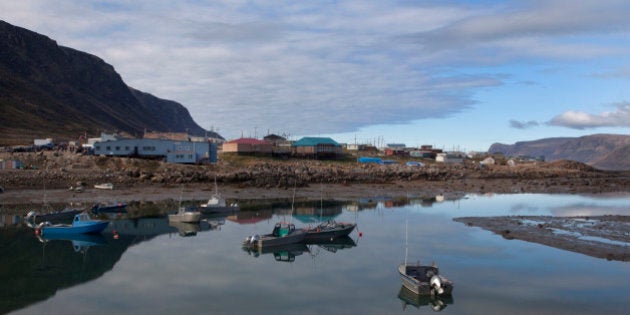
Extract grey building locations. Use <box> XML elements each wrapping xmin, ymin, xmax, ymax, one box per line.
<box><xmin>93</xmin><ymin>139</ymin><xmax>217</xmax><ymax>164</ymax></box>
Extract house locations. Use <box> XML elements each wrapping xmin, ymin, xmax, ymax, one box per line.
<box><xmin>435</xmin><ymin>153</ymin><xmax>464</xmax><ymax>164</ymax></box>
<box><xmin>93</xmin><ymin>138</ymin><xmax>217</xmax><ymax>164</ymax></box>
<box><xmin>292</xmin><ymin>137</ymin><xmax>342</xmax><ymax>159</ymax></box>
<box><xmin>221</xmin><ymin>138</ymin><xmax>272</xmax><ymax>154</ymax></box>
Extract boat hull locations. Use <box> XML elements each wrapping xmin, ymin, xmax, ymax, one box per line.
<box><xmin>398</xmin><ymin>264</ymin><xmax>453</xmax><ymax>296</ymax></box>
<box><xmin>303</xmin><ymin>222</ymin><xmax>356</xmax><ymax>242</ymax></box>
<box><xmin>168</xmin><ymin>212</ymin><xmax>202</xmax><ymax>223</ymax></box>
<box><xmin>41</xmin><ymin>221</ymin><xmax>109</xmax><ymax>236</ymax></box>
<box><xmin>251</xmin><ymin>230</ymin><xmax>306</xmax><ymax>248</ymax></box>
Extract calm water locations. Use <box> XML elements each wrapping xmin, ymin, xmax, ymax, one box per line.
<box><xmin>2</xmin><ymin>194</ymin><xmax>629</xmax><ymax>315</ymax></box>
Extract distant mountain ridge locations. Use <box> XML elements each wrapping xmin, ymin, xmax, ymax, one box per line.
<box><xmin>488</xmin><ymin>134</ymin><xmax>630</xmax><ymax>170</ymax></box>
<box><xmin>0</xmin><ymin>20</ymin><xmax>221</xmax><ymax>145</ymax></box>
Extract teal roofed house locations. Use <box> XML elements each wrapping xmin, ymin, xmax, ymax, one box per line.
<box><xmin>292</xmin><ymin>137</ymin><xmax>343</xmax><ymax>159</ymax></box>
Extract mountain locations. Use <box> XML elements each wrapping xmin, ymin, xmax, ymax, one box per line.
<box><xmin>488</xmin><ymin>134</ymin><xmax>630</xmax><ymax>170</ymax></box>
<box><xmin>0</xmin><ymin>20</ymin><xmax>221</xmax><ymax>145</ymax></box>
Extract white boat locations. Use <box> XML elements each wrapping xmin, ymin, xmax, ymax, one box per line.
<box><xmin>168</xmin><ymin>206</ymin><xmax>201</xmax><ymax>223</ymax></box>
<box><xmin>198</xmin><ymin>178</ymin><xmax>239</xmax><ymax>214</ymax></box>
<box><xmin>94</xmin><ymin>183</ymin><xmax>114</xmax><ymax>190</ymax></box>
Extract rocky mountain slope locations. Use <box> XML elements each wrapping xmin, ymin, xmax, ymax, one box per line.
<box><xmin>0</xmin><ymin>20</ymin><xmax>220</xmax><ymax>145</ymax></box>
<box><xmin>489</xmin><ymin>134</ymin><xmax>630</xmax><ymax>170</ymax></box>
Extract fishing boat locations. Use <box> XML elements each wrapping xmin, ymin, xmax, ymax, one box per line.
<box><xmin>399</xmin><ymin>221</ymin><xmax>453</xmax><ymax>296</ymax></box>
<box><xmin>302</xmin><ymin>185</ymin><xmax>356</xmax><ymax>242</ymax></box>
<box><xmin>398</xmin><ymin>261</ymin><xmax>454</xmax><ymax>296</ymax></box>
<box><xmin>91</xmin><ymin>202</ymin><xmax>127</xmax><ymax>214</ymax></box>
<box><xmin>35</xmin><ymin>212</ymin><xmax>109</xmax><ymax>236</ymax></box>
<box><xmin>303</xmin><ymin>220</ymin><xmax>356</xmax><ymax>242</ymax></box>
<box><xmin>168</xmin><ymin>206</ymin><xmax>202</xmax><ymax>223</ymax></box>
<box><xmin>243</xmin><ymin>222</ymin><xmax>306</xmax><ymax>248</ymax></box>
<box><xmin>94</xmin><ymin>183</ymin><xmax>114</xmax><ymax>190</ymax></box>
<box><xmin>198</xmin><ymin>178</ymin><xmax>239</xmax><ymax>214</ymax></box>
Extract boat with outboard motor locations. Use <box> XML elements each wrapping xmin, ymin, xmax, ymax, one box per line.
<box><xmin>243</xmin><ymin>222</ymin><xmax>306</xmax><ymax>248</ymax></box>
<box><xmin>398</xmin><ymin>261</ymin><xmax>453</xmax><ymax>296</ymax></box>
<box><xmin>35</xmin><ymin>212</ymin><xmax>109</xmax><ymax>236</ymax></box>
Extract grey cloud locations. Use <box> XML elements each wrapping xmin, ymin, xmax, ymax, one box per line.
<box><xmin>510</xmin><ymin>120</ymin><xmax>539</xmax><ymax>129</ymax></box>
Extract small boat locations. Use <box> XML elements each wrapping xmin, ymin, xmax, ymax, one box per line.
<box><xmin>303</xmin><ymin>220</ymin><xmax>356</xmax><ymax>242</ymax></box>
<box><xmin>243</xmin><ymin>222</ymin><xmax>306</xmax><ymax>249</ymax></box>
<box><xmin>399</xmin><ymin>221</ymin><xmax>453</xmax><ymax>296</ymax></box>
<box><xmin>91</xmin><ymin>202</ymin><xmax>127</xmax><ymax>214</ymax></box>
<box><xmin>94</xmin><ymin>183</ymin><xmax>114</xmax><ymax>190</ymax></box>
<box><xmin>168</xmin><ymin>206</ymin><xmax>202</xmax><ymax>223</ymax></box>
<box><xmin>198</xmin><ymin>178</ymin><xmax>239</xmax><ymax>214</ymax></box>
<box><xmin>25</xmin><ymin>208</ymin><xmax>84</xmax><ymax>225</ymax></box>
<box><xmin>35</xmin><ymin>212</ymin><xmax>109</xmax><ymax>236</ymax></box>
<box><xmin>398</xmin><ymin>261</ymin><xmax>454</xmax><ymax>296</ymax></box>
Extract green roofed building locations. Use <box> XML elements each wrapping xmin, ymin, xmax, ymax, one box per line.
<box><xmin>292</xmin><ymin>137</ymin><xmax>342</xmax><ymax>159</ymax></box>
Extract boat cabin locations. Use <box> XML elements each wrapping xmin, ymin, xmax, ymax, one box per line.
<box><xmin>271</xmin><ymin>222</ymin><xmax>296</xmax><ymax>237</ymax></box>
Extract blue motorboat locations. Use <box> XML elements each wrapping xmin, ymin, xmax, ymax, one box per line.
<box><xmin>36</xmin><ymin>212</ymin><xmax>109</xmax><ymax>236</ymax></box>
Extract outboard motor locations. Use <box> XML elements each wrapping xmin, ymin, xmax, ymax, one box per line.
<box><xmin>430</xmin><ymin>275</ymin><xmax>444</xmax><ymax>295</ymax></box>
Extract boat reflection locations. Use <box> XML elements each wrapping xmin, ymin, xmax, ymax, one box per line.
<box><xmin>243</xmin><ymin>243</ymin><xmax>310</xmax><ymax>262</ymax></box>
<box><xmin>397</xmin><ymin>285</ymin><xmax>454</xmax><ymax>312</ymax></box>
<box><xmin>38</xmin><ymin>233</ymin><xmax>108</xmax><ymax>252</ymax></box>
<box><xmin>242</xmin><ymin>236</ymin><xmax>358</xmax><ymax>262</ymax></box>
<box><xmin>168</xmin><ymin>221</ymin><xmax>200</xmax><ymax>237</ymax></box>
<box><xmin>307</xmin><ymin>235</ymin><xmax>357</xmax><ymax>253</ymax></box>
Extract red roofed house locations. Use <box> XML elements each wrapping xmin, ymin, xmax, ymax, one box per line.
<box><xmin>221</xmin><ymin>137</ymin><xmax>272</xmax><ymax>154</ymax></box>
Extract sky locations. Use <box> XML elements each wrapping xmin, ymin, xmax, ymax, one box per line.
<box><xmin>1</xmin><ymin>0</ymin><xmax>629</xmax><ymax>151</ymax></box>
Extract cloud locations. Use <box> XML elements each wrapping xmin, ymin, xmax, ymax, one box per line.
<box><xmin>1</xmin><ymin>1</ymin><xmax>630</xmax><ymax>139</ymax></box>
<box><xmin>548</xmin><ymin>103</ymin><xmax>630</xmax><ymax>129</ymax></box>
<box><xmin>509</xmin><ymin>120</ymin><xmax>539</xmax><ymax>129</ymax></box>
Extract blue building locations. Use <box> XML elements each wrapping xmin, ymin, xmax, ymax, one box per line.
<box><xmin>93</xmin><ymin>139</ymin><xmax>217</xmax><ymax>164</ymax></box>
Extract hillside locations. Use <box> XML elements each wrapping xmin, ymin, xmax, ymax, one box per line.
<box><xmin>0</xmin><ymin>20</ymin><xmax>220</xmax><ymax>145</ymax></box>
<box><xmin>488</xmin><ymin>134</ymin><xmax>630</xmax><ymax>170</ymax></box>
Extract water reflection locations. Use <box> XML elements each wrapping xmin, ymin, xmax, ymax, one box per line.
<box><xmin>242</xmin><ymin>236</ymin><xmax>358</xmax><ymax>262</ymax></box>
<box><xmin>397</xmin><ymin>286</ymin><xmax>454</xmax><ymax>312</ymax></box>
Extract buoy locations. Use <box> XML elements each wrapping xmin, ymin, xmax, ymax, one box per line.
<box><xmin>114</xmin><ymin>234</ymin><xmax>119</xmax><ymax>240</ymax></box>
<box><xmin>359</xmin><ymin>231</ymin><xmax>363</xmax><ymax>237</ymax></box>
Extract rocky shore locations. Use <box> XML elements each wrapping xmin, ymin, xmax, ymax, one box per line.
<box><xmin>0</xmin><ymin>151</ymin><xmax>629</xmax><ymax>207</ymax></box>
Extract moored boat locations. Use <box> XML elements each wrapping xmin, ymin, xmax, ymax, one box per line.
<box><xmin>398</xmin><ymin>262</ymin><xmax>454</xmax><ymax>296</ymax></box>
<box><xmin>35</xmin><ymin>212</ymin><xmax>109</xmax><ymax>236</ymax></box>
<box><xmin>303</xmin><ymin>220</ymin><xmax>356</xmax><ymax>242</ymax></box>
<box><xmin>198</xmin><ymin>178</ymin><xmax>239</xmax><ymax>214</ymax></box>
<box><xmin>243</xmin><ymin>222</ymin><xmax>306</xmax><ymax>249</ymax></box>
<box><xmin>94</xmin><ymin>183</ymin><xmax>114</xmax><ymax>190</ymax></box>
<box><xmin>168</xmin><ymin>206</ymin><xmax>202</xmax><ymax>223</ymax></box>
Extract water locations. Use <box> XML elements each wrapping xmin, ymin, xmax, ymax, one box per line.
<box><xmin>2</xmin><ymin>194</ymin><xmax>629</xmax><ymax>314</ymax></box>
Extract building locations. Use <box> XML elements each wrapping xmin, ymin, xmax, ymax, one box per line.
<box><xmin>435</xmin><ymin>153</ymin><xmax>464</xmax><ymax>164</ymax></box>
<box><xmin>93</xmin><ymin>138</ymin><xmax>217</xmax><ymax>164</ymax></box>
<box><xmin>292</xmin><ymin>137</ymin><xmax>342</xmax><ymax>159</ymax></box>
<box><xmin>221</xmin><ymin>138</ymin><xmax>272</xmax><ymax>154</ymax></box>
